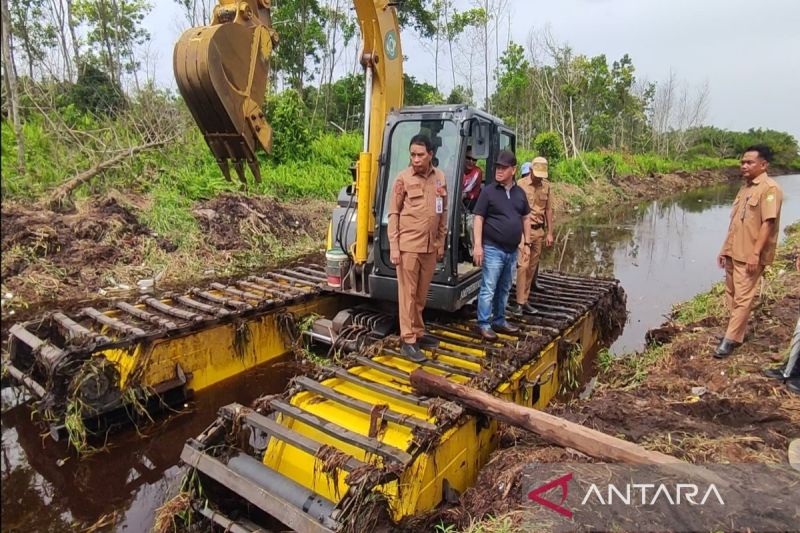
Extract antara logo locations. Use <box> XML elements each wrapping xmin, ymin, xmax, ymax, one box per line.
<box><xmin>528</xmin><ymin>473</ymin><xmax>725</xmax><ymax>519</ymax></box>
<box><xmin>527</xmin><ymin>473</ymin><xmax>573</xmax><ymax>518</ymax></box>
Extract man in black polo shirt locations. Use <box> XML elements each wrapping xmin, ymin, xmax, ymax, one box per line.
<box><xmin>473</xmin><ymin>150</ymin><xmax>531</xmax><ymax>341</ymax></box>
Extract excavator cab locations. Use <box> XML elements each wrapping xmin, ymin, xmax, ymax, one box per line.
<box><xmin>329</xmin><ymin>105</ymin><xmax>515</xmax><ymax>311</ymax></box>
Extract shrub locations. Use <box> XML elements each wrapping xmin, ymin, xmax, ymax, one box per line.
<box><xmin>265</xmin><ymin>89</ymin><xmax>314</xmax><ymax>164</ymax></box>
<box><xmin>533</xmin><ymin>131</ymin><xmax>564</xmax><ymax>163</ymax></box>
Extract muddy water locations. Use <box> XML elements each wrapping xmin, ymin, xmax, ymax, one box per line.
<box><xmin>540</xmin><ymin>174</ymin><xmax>800</xmax><ymax>354</ymax></box>
<box><xmin>1</xmin><ymin>359</ymin><xmax>300</xmax><ymax>532</ymax></box>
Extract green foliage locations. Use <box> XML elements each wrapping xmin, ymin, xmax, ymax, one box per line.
<box><xmin>673</xmin><ymin>283</ymin><xmax>726</xmax><ymax>324</ymax></box>
<box><xmin>272</xmin><ymin>0</ymin><xmax>326</xmax><ymax>90</ymax></box>
<box><xmin>544</xmin><ymin>150</ymin><xmax>738</xmax><ymax>186</ymax></box>
<box><xmin>8</xmin><ymin>0</ymin><xmax>57</xmax><ymax>75</ymax></box>
<box><xmin>73</xmin><ymin>0</ymin><xmax>152</xmax><ymax>82</ymax></box>
<box><xmin>533</xmin><ymin>131</ymin><xmax>564</xmax><ymax>163</ymax></box>
<box><xmin>66</xmin><ymin>62</ymin><xmax>127</xmax><ymax>115</ymax></box>
<box><xmin>446</xmin><ymin>85</ymin><xmax>475</xmax><ymax>106</ymax></box>
<box><xmin>492</xmin><ymin>42</ymin><xmax>530</xmax><ymax>128</ymax></box>
<box><xmin>395</xmin><ymin>0</ymin><xmax>438</xmax><ymax>37</ymax></box>
<box><xmin>253</xmin><ymin>132</ymin><xmax>360</xmax><ymax>199</ymax></box>
<box><xmin>266</xmin><ymin>89</ymin><xmax>314</xmax><ymax>163</ymax></box>
<box><xmin>404</xmin><ymin>75</ymin><xmax>445</xmax><ymax>106</ymax></box>
<box><xmin>689</xmin><ymin>126</ymin><xmax>799</xmax><ymax>166</ymax></box>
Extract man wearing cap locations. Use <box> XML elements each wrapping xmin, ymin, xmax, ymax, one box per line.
<box><xmin>510</xmin><ymin>156</ymin><xmax>554</xmax><ymax>316</ymax></box>
<box><xmin>388</xmin><ymin>134</ymin><xmax>448</xmax><ymax>362</ymax></box>
<box><xmin>714</xmin><ymin>144</ymin><xmax>783</xmax><ymax>358</ymax></box>
<box><xmin>472</xmin><ymin>150</ymin><xmax>531</xmax><ymax>341</ymax></box>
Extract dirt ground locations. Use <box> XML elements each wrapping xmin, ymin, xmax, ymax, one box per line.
<box><xmin>0</xmin><ymin>192</ymin><xmax>330</xmax><ymax>327</ymax></box>
<box><xmin>425</xmin><ymin>238</ymin><xmax>800</xmax><ymax>531</ymax></box>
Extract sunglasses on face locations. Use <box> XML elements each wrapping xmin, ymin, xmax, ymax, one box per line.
<box><xmin>466</xmin><ymin>157</ymin><xmax>477</xmax><ymax>162</ymax></box>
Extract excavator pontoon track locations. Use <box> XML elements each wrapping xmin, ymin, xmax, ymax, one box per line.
<box><xmin>3</xmin><ymin>264</ymin><xmax>339</xmax><ymax>439</ymax></box>
<box><xmin>180</xmin><ymin>272</ymin><xmax>626</xmax><ymax>532</ymax></box>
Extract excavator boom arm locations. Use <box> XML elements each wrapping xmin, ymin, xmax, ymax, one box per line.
<box><xmin>173</xmin><ymin>0</ymin><xmax>404</xmax><ymax>222</ymax></box>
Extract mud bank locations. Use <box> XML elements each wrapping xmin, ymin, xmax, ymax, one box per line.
<box><xmin>0</xmin><ymin>192</ymin><xmax>330</xmax><ymax>326</ymax></box>
<box><xmin>423</xmin><ymin>224</ymin><xmax>799</xmax><ymax>532</ymax></box>
<box><xmin>552</xmin><ymin>165</ymin><xmax>795</xmax><ymax>217</ymax></box>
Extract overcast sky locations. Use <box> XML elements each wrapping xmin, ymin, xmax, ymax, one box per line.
<box><xmin>147</xmin><ymin>0</ymin><xmax>800</xmax><ymax>140</ymax></box>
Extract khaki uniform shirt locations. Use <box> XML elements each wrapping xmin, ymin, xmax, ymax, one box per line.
<box><xmin>388</xmin><ymin>166</ymin><xmax>448</xmax><ymax>254</ymax></box>
<box><xmin>720</xmin><ymin>173</ymin><xmax>782</xmax><ymax>266</ymax></box>
<box><xmin>517</xmin><ymin>176</ymin><xmax>551</xmax><ymax>230</ymax></box>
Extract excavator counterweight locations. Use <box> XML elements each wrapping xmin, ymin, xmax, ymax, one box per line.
<box><xmin>173</xmin><ymin>0</ymin><xmax>278</xmax><ymax>184</ymax></box>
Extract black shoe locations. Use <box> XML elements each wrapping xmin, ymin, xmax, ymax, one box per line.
<box><xmin>521</xmin><ymin>303</ymin><xmax>538</xmax><ymax>314</ymax></box>
<box><xmin>492</xmin><ymin>322</ymin><xmax>520</xmax><ymax>335</ymax></box>
<box><xmin>763</xmin><ymin>367</ymin><xmax>786</xmax><ymax>381</ymax></box>
<box><xmin>507</xmin><ymin>303</ymin><xmax>523</xmax><ymax>317</ymax></box>
<box><xmin>476</xmin><ymin>326</ymin><xmax>498</xmax><ymax>342</ymax></box>
<box><xmin>401</xmin><ymin>342</ymin><xmax>426</xmax><ymax>363</ymax></box>
<box><xmin>418</xmin><ymin>334</ymin><xmax>440</xmax><ymax>349</ymax></box>
<box><xmin>714</xmin><ymin>332</ymin><xmax>749</xmax><ymax>342</ymax></box>
<box><xmin>787</xmin><ymin>378</ymin><xmax>800</xmax><ymax>395</ymax></box>
<box><xmin>714</xmin><ymin>338</ymin><xmax>741</xmax><ymax>358</ymax></box>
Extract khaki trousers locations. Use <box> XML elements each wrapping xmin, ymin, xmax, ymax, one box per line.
<box><xmin>724</xmin><ymin>257</ymin><xmax>764</xmax><ymax>343</ymax></box>
<box><xmin>397</xmin><ymin>251</ymin><xmax>437</xmax><ymax>343</ymax></box>
<box><xmin>516</xmin><ymin>229</ymin><xmax>545</xmax><ymax>304</ymax></box>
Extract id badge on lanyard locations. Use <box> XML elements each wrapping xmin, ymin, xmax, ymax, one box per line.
<box><xmin>435</xmin><ymin>196</ymin><xmax>443</xmax><ymax>214</ymax></box>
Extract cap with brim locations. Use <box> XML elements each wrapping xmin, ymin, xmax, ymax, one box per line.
<box><xmin>495</xmin><ymin>150</ymin><xmax>517</xmax><ymax>168</ymax></box>
<box><xmin>532</xmin><ymin>156</ymin><xmax>548</xmax><ymax>178</ymax></box>
<box><xmin>520</xmin><ymin>162</ymin><xmax>532</xmax><ymax>176</ymax></box>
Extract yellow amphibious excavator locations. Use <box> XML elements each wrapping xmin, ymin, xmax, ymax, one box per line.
<box><xmin>3</xmin><ymin>0</ymin><xmax>625</xmax><ymax>529</ymax></box>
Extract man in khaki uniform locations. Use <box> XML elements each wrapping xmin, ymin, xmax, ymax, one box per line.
<box><xmin>388</xmin><ymin>134</ymin><xmax>448</xmax><ymax>362</ymax></box>
<box><xmin>715</xmin><ymin>145</ymin><xmax>783</xmax><ymax>358</ymax></box>
<box><xmin>509</xmin><ymin>156</ymin><xmax>554</xmax><ymax>316</ymax></box>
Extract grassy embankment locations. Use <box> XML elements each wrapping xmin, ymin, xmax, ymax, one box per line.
<box><xmin>444</xmin><ymin>223</ymin><xmax>799</xmax><ymax>533</ymax></box>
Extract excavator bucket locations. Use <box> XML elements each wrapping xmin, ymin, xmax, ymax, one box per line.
<box><xmin>173</xmin><ymin>0</ymin><xmax>278</xmax><ymax>185</ymax></box>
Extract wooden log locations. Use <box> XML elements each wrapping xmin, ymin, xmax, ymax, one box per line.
<box><xmin>409</xmin><ymin>369</ymin><xmax>729</xmax><ymax>487</ymax></box>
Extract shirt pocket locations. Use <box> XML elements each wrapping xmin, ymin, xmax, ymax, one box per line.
<box><xmin>405</xmin><ymin>184</ymin><xmax>426</xmax><ymax>214</ymax></box>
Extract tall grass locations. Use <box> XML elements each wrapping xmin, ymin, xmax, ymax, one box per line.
<box><xmin>511</xmin><ymin>149</ymin><xmax>738</xmax><ymax>186</ymax></box>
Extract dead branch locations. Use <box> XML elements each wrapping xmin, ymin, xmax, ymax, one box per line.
<box><xmin>44</xmin><ymin>136</ymin><xmax>177</xmax><ymax>210</ymax></box>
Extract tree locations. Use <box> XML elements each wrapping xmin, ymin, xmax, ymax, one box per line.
<box><xmin>272</xmin><ymin>0</ymin><xmax>326</xmax><ymax>92</ymax></box>
<box><xmin>1</xmin><ymin>0</ymin><xmax>26</xmax><ymax>170</ymax></box>
<box><xmin>8</xmin><ymin>0</ymin><xmax>58</xmax><ymax>79</ymax></box>
<box><xmin>73</xmin><ymin>0</ymin><xmax>152</xmax><ymax>88</ymax></box>
<box><xmin>492</xmin><ymin>42</ymin><xmax>529</xmax><ymax>138</ymax></box>
<box><xmin>174</xmin><ymin>0</ymin><xmax>214</xmax><ymax>27</ymax></box>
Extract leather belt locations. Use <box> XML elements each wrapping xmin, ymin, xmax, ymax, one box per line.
<box><xmin>531</xmin><ymin>223</ymin><xmax>544</xmax><ymax>230</ymax></box>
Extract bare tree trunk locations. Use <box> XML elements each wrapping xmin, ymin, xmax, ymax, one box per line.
<box><xmin>49</xmin><ymin>0</ymin><xmax>75</xmax><ymax>81</ymax></box>
<box><xmin>46</xmin><ymin>137</ymin><xmax>176</xmax><ymax>209</ymax></box>
<box><xmin>483</xmin><ymin>0</ymin><xmax>489</xmax><ymax>111</ymax></box>
<box><xmin>67</xmin><ymin>0</ymin><xmax>81</xmax><ymax>68</ymax></box>
<box><xmin>1</xmin><ymin>0</ymin><xmax>26</xmax><ymax>172</ymax></box>
<box><xmin>444</xmin><ymin>1</ymin><xmax>456</xmax><ymax>89</ymax></box>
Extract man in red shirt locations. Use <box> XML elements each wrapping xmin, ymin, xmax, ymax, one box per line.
<box><xmin>462</xmin><ymin>146</ymin><xmax>483</xmax><ymax>257</ymax></box>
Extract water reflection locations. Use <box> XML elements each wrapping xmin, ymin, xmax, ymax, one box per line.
<box><xmin>541</xmin><ymin>175</ymin><xmax>799</xmax><ymax>354</ymax></box>
<box><xmin>1</xmin><ymin>359</ymin><xmax>298</xmax><ymax>532</ymax></box>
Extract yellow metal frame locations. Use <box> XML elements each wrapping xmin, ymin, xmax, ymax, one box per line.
<box><xmin>98</xmin><ymin>297</ymin><xmax>340</xmax><ymax>393</ymax></box>
<box><xmin>351</xmin><ymin>0</ymin><xmax>404</xmax><ymax>264</ymax></box>
<box><xmin>261</xmin><ymin>311</ymin><xmax>602</xmax><ymax>522</ymax></box>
